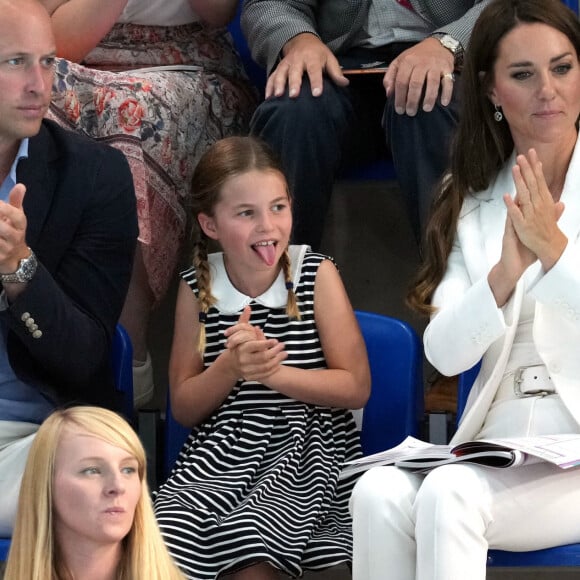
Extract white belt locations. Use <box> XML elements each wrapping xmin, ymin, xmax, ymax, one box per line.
<box><xmin>514</xmin><ymin>364</ymin><xmax>555</xmax><ymax>397</ymax></box>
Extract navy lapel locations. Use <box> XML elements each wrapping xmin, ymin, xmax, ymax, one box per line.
<box><xmin>16</xmin><ymin>123</ymin><xmax>58</xmax><ymax>249</ymax></box>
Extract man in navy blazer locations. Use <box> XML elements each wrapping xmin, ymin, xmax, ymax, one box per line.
<box><xmin>242</xmin><ymin>0</ymin><xmax>490</xmax><ymax>247</ymax></box>
<box><xmin>0</xmin><ymin>0</ymin><xmax>137</xmax><ymax>534</ymax></box>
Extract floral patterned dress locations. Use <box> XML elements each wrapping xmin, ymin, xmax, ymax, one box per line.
<box><xmin>47</xmin><ymin>22</ymin><xmax>257</xmax><ymax>302</ymax></box>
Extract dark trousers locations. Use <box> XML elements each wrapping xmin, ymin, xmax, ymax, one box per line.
<box><xmin>250</xmin><ymin>45</ymin><xmax>461</xmax><ymax>249</ymax></box>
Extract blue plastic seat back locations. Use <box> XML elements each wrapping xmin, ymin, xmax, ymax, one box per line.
<box><xmin>227</xmin><ymin>5</ymin><xmax>266</xmax><ymax>95</ymax></box>
<box><xmin>562</xmin><ymin>0</ymin><xmax>579</xmax><ymax>13</ymax></box>
<box><xmin>112</xmin><ymin>323</ymin><xmax>134</xmax><ymax>421</ymax></box>
<box><xmin>355</xmin><ymin>310</ymin><xmax>424</xmax><ymax>455</ymax></box>
<box><xmin>164</xmin><ymin>394</ymin><xmax>191</xmax><ymax>479</ymax></box>
<box><xmin>456</xmin><ymin>360</ymin><xmax>481</xmax><ymax>423</ymax></box>
<box><xmin>0</xmin><ymin>538</ymin><xmax>9</xmax><ymax>562</ymax></box>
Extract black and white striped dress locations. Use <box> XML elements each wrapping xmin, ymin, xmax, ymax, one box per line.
<box><xmin>154</xmin><ymin>245</ymin><xmax>362</xmax><ymax>579</ymax></box>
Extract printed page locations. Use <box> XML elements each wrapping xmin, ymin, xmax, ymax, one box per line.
<box><xmin>339</xmin><ymin>436</ymin><xmax>447</xmax><ymax>479</ymax></box>
<box><xmin>476</xmin><ymin>434</ymin><xmax>580</xmax><ymax>469</ymax></box>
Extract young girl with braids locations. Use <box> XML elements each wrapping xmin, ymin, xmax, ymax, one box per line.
<box><xmin>153</xmin><ymin>135</ymin><xmax>370</xmax><ymax>580</ymax></box>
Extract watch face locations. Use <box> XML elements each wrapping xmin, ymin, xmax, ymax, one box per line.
<box><xmin>19</xmin><ymin>257</ymin><xmax>36</xmax><ymax>280</ymax></box>
<box><xmin>441</xmin><ymin>35</ymin><xmax>459</xmax><ymax>53</ymax></box>
<box><xmin>1</xmin><ymin>251</ymin><xmax>38</xmax><ymax>283</ymax></box>
<box><xmin>440</xmin><ymin>35</ymin><xmax>464</xmax><ymax>69</ymax></box>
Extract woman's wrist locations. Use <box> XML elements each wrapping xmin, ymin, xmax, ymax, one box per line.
<box><xmin>488</xmin><ymin>262</ymin><xmax>518</xmax><ymax>307</ymax></box>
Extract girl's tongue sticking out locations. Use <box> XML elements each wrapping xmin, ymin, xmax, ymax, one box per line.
<box><xmin>253</xmin><ymin>241</ymin><xmax>277</xmax><ymax>266</ymax></box>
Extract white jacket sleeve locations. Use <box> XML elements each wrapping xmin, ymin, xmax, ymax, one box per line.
<box><xmin>424</xmin><ymin>238</ymin><xmax>506</xmax><ymax>377</ymax></box>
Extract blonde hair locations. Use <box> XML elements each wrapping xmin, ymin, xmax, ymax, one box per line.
<box><xmin>5</xmin><ymin>406</ymin><xmax>185</xmax><ymax>580</ymax></box>
<box><xmin>191</xmin><ymin>136</ymin><xmax>300</xmax><ymax>352</ymax></box>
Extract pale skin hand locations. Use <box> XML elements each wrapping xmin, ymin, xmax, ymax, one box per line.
<box><xmin>224</xmin><ymin>306</ymin><xmax>288</xmax><ymax>382</ymax></box>
<box><xmin>384</xmin><ymin>37</ymin><xmax>455</xmax><ymax>116</ymax></box>
<box><xmin>170</xmin><ymin>262</ymin><xmax>370</xmax><ymax>424</ymax></box>
<box><xmin>169</xmin><ymin>288</ymin><xmax>286</xmax><ymax>427</ymax></box>
<box><xmin>488</xmin><ymin>149</ymin><xmax>566</xmax><ymax>307</ymax></box>
<box><xmin>169</xmin><ymin>281</ymin><xmax>240</xmax><ymax>427</ymax></box>
<box><xmin>266</xmin><ymin>33</ymin><xmax>349</xmax><ymax>99</ymax></box>
<box><xmin>0</xmin><ymin>184</ymin><xmax>33</xmax><ymax>301</ymax></box>
<box><xmin>233</xmin><ymin>260</ymin><xmax>370</xmax><ymax>410</ymax></box>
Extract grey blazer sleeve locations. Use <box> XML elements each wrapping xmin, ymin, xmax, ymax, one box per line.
<box><xmin>417</xmin><ymin>0</ymin><xmax>492</xmax><ymax>48</ymax></box>
<box><xmin>241</xmin><ymin>0</ymin><xmax>369</xmax><ymax>73</ymax></box>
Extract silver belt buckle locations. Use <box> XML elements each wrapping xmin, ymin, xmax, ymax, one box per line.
<box><xmin>514</xmin><ymin>365</ymin><xmax>555</xmax><ymax>398</ymax></box>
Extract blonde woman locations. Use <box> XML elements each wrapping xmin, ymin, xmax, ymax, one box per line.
<box><xmin>5</xmin><ymin>407</ymin><xmax>184</xmax><ymax>580</ymax></box>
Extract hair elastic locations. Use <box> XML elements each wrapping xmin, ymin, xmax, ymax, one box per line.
<box><xmin>198</xmin><ymin>312</ymin><xmax>207</xmax><ymax>324</ymax></box>
<box><xmin>285</xmin><ymin>281</ymin><xmax>294</xmax><ymax>291</ymax></box>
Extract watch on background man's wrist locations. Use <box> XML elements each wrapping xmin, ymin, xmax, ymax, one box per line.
<box><xmin>436</xmin><ymin>34</ymin><xmax>464</xmax><ymax>71</ymax></box>
<box><xmin>0</xmin><ymin>248</ymin><xmax>38</xmax><ymax>284</ymax></box>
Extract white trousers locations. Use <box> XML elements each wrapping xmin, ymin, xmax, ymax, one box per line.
<box><xmin>350</xmin><ymin>461</ymin><xmax>580</xmax><ymax>580</ymax></box>
<box><xmin>0</xmin><ymin>421</ymin><xmax>39</xmax><ymax>536</ymax></box>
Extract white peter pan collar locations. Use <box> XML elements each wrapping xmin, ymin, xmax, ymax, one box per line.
<box><xmin>208</xmin><ymin>245</ymin><xmax>309</xmax><ymax>314</ymax></box>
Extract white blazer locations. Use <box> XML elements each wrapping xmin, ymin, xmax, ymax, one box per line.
<box><xmin>423</xmin><ymin>135</ymin><xmax>580</xmax><ymax>444</ymax></box>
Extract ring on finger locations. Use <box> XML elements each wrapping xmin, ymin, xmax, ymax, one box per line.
<box><xmin>441</xmin><ymin>72</ymin><xmax>455</xmax><ymax>82</ymax></box>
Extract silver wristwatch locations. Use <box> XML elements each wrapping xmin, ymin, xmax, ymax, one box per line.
<box><xmin>0</xmin><ymin>249</ymin><xmax>38</xmax><ymax>284</ymax></box>
<box><xmin>438</xmin><ymin>34</ymin><xmax>464</xmax><ymax>70</ymax></box>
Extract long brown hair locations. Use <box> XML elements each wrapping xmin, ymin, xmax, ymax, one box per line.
<box><xmin>191</xmin><ymin>136</ymin><xmax>300</xmax><ymax>352</ymax></box>
<box><xmin>408</xmin><ymin>0</ymin><xmax>580</xmax><ymax>315</ymax></box>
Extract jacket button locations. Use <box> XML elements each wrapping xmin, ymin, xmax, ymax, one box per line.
<box><xmin>25</xmin><ymin>317</ymin><xmax>35</xmax><ymax>328</ymax></box>
<box><xmin>21</xmin><ymin>312</ymin><xmax>30</xmax><ymax>322</ymax></box>
<box><xmin>32</xmin><ymin>330</ymin><xmax>42</xmax><ymax>339</ymax></box>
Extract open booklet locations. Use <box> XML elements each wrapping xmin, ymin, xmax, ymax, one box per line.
<box><xmin>340</xmin><ymin>434</ymin><xmax>580</xmax><ymax>479</ymax></box>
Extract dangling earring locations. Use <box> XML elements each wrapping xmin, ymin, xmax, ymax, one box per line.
<box><xmin>494</xmin><ymin>104</ymin><xmax>503</xmax><ymax>122</ymax></box>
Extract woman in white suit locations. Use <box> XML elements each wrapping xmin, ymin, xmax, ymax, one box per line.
<box><xmin>350</xmin><ymin>1</ymin><xmax>580</xmax><ymax>578</ymax></box>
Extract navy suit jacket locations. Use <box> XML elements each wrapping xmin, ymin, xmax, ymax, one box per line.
<box><xmin>0</xmin><ymin>119</ymin><xmax>138</xmax><ymax>412</ymax></box>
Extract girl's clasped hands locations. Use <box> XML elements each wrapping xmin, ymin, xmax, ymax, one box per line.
<box><xmin>224</xmin><ymin>305</ymin><xmax>288</xmax><ymax>382</ymax></box>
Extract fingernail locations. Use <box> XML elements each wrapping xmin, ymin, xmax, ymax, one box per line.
<box><xmin>312</xmin><ymin>87</ymin><xmax>321</xmax><ymax>97</ymax></box>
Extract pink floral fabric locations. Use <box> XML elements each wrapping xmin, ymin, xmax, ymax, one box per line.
<box><xmin>48</xmin><ymin>23</ymin><xmax>257</xmax><ymax>302</ymax></box>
